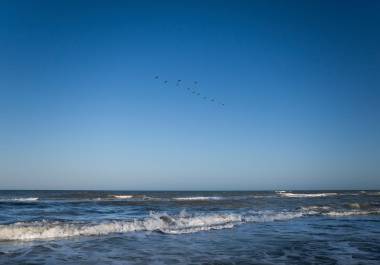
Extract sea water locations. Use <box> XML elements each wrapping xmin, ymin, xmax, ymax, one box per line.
<box><xmin>0</xmin><ymin>190</ymin><xmax>379</xmax><ymax>264</ymax></box>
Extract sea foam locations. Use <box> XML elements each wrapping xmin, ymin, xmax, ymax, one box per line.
<box><xmin>0</xmin><ymin>197</ymin><xmax>39</xmax><ymax>202</ymax></box>
<box><xmin>111</xmin><ymin>195</ymin><xmax>134</xmax><ymax>199</ymax></box>
<box><xmin>173</xmin><ymin>196</ymin><xmax>223</xmax><ymax>201</ymax></box>
<box><xmin>0</xmin><ymin>210</ymin><xmax>305</xmax><ymax>241</ymax></box>
<box><xmin>278</xmin><ymin>192</ymin><xmax>337</xmax><ymax>198</ymax></box>
<box><xmin>1</xmin><ymin>206</ymin><xmax>379</xmax><ymax>241</ymax></box>
<box><xmin>0</xmin><ymin>207</ymin><xmax>336</xmax><ymax>240</ymax></box>
<box><xmin>0</xmin><ymin>212</ymin><xmax>242</xmax><ymax>240</ymax></box>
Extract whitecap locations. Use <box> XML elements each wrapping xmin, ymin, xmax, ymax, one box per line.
<box><xmin>347</xmin><ymin>203</ymin><xmax>361</xmax><ymax>209</ymax></box>
<box><xmin>0</xmin><ymin>212</ymin><xmax>242</xmax><ymax>241</ymax></box>
<box><xmin>0</xmin><ymin>197</ymin><xmax>39</xmax><ymax>202</ymax></box>
<box><xmin>279</xmin><ymin>192</ymin><xmax>337</xmax><ymax>198</ymax></box>
<box><xmin>324</xmin><ymin>210</ymin><xmax>380</xmax><ymax>217</ymax></box>
<box><xmin>300</xmin><ymin>205</ymin><xmax>331</xmax><ymax>212</ymax></box>
<box><xmin>1</xmin><ymin>207</ymin><xmax>379</xmax><ymax>241</ymax></box>
<box><xmin>300</xmin><ymin>205</ymin><xmax>380</xmax><ymax>216</ymax></box>
<box><xmin>173</xmin><ymin>196</ymin><xmax>223</xmax><ymax>201</ymax></box>
<box><xmin>111</xmin><ymin>195</ymin><xmax>134</xmax><ymax>199</ymax></box>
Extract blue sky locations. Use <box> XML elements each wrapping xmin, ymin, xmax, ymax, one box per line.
<box><xmin>1</xmin><ymin>0</ymin><xmax>379</xmax><ymax>190</ymax></box>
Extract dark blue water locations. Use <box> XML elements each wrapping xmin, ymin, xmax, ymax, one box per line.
<box><xmin>0</xmin><ymin>190</ymin><xmax>380</xmax><ymax>264</ymax></box>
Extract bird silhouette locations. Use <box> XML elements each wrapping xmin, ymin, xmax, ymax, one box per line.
<box><xmin>153</xmin><ymin>76</ymin><xmax>225</xmax><ymax>107</ymax></box>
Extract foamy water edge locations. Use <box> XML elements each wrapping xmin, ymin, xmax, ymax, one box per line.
<box><xmin>1</xmin><ymin>207</ymin><xmax>379</xmax><ymax>241</ymax></box>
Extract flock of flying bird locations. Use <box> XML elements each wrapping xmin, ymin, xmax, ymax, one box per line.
<box><xmin>154</xmin><ymin>76</ymin><xmax>225</xmax><ymax>107</ymax></box>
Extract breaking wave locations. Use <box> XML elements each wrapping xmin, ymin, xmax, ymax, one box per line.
<box><xmin>0</xmin><ymin>211</ymin><xmax>241</xmax><ymax>241</ymax></box>
<box><xmin>0</xmin><ymin>210</ymin><xmax>304</xmax><ymax>241</ymax></box>
<box><xmin>278</xmin><ymin>192</ymin><xmax>337</xmax><ymax>198</ymax></box>
<box><xmin>300</xmin><ymin>205</ymin><xmax>331</xmax><ymax>212</ymax></box>
<box><xmin>111</xmin><ymin>195</ymin><xmax>134</xmax><ymax>199</ymax></box>
<box><xmin>0</xmin><ymin>197</ymin><xmax>39</xmax><ymax>202</ymax></box>
<box><xmin>1</xmin><ymin>206</ymin><xmax>379</xmax><ymax>241</ymax></box>
<box><xmin>173</xmin><ymin>196</ymin><xmax>223</xmax><ymax>201</ymax></box>
<box><xmin>324</xmin><ymin>210</ymin><xmax>380</xmax><ymax>217</ymax></box>
<box><xmin>300</xmin><ymin>205</ymin><xmax>380</xmax><ymax>216</ymax></box>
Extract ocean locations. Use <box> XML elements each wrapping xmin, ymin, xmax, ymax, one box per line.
<box><xmin>0</xmin><ymin>190</ymin><xmax>379</xmax><ymax>264</ymax></box>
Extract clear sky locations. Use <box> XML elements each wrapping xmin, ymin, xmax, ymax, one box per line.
<box><xmin>1</xmin><ymin>0</ymin><xmax>379</xmax><ymax>190</ymax></box>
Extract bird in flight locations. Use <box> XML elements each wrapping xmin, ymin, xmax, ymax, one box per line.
<box><xmin>153</xmin><ymin>76</ymin><xmax>225</xmax><ymax>107</ymax></box>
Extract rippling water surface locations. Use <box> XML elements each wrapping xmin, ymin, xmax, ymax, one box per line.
<box><xmin>0</xmin><ymin>190</ymin><xmax>380</xmax><ymax>264</ymax></box>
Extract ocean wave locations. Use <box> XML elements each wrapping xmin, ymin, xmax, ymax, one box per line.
<box><xmin>108</xmin><ymin>195</ymin><xmax>164</xmax><ymax>201</ymax></box>
<box><xmin>366</xmin><ymin>192</ymin><xmax>380</xmax><ymax>196</ymax></box>
<box><xmin>278</xmin><ymin>192</ymin><xmax>337</xmax><ymax>198</ymax></box>
<box><xmin>172</xmin><ymin>195</ymin><xmax>275</xmax><ymax>201</ymax></box>
<box><xmin>300</xmin><ymin>206</ymin><xmax>331</xmax><ymax>212</ymax></box>
<box><xmin>300</xmin><ymin>205</ymin><xmax>380</xmax><ymax>216</ymax></box>
<box><xmin>0</xmin><ymin>197</ymin><xmax>39</xmax><ymax>202</ymax></box>
<box><xmin>245</xmin><ymin>211</ymin><xmax>304</xmax><ymax>222</ymax></box>
<box><xmin>11</xmin><ymin>194</ymin><xmax>278</xmax><ymax>202</ymax></box>
<box><xmin>173</xmin><ymin>196</ymin><xmax>223</xmax><ymax>201</ymax></box>
<box><xmin>1</xmin><ymin>206</ymin><xmax>379</xmax><ymax>241</ymax></box>
<box><xmin>347</xmin><ymin>203</ymin><xmax>362</xmax><ymax>209</ymax></box>
<box><xmin>0</xmin><ymin>211</ymin><xmax>242</xmax><ymax>241</ymax></box>
<box><xmin>346</xmin><ymin>191</ymin><xmax>380</xmax><ymax>196</ymax></box>
<box><xmin>0</xmin><ymin>210</ymin><xmax>306</xmax><ymax>241</ymax></box>
<box><xmin>324</xmin><ymin>210</ymin><xmax>380</xmax><ymax>217</ymax></box>
<box><xmin>111</xmin><ymin>195</ymin><xmax>134</xmax><ymax>199</ymax></box>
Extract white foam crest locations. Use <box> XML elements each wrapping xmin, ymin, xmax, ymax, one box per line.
<box><xmin>279</xmin><ymin>192</ymin><xmax>337</xmax><ymax>198</ymax></box>
<box><xmin>2</xmin><ymin>207</ymin><xmax>379</xmax><ymax>241</ymax></box>
<box><xmin>324</xmin><ymin>210</ymin><xmax>380</xmax><ymax>217</ymax></box>
<box><xmin>347</xmin><ymin>203</ymin><xmax>361</xmax><ymax>209</ymax></box>
<box><xmin>0</xmin><ymin>212</ymin><xmax>244</xmax><ymax>241</ymax></box>
<box><xmin>0</xmin><ymin>209</ymin><xmax>310</xmax><ymax>241</ymax></box>
<box><xmin>111</xmin><ymin>195</ymin><xmax>134</xmax><ymax>199</ymax></box>
<box><xmin>0</xmin><ymin>197</ymin><xmax>39</xmax><ymax>202</ymax></box>
<box><xmin>299</xmin><ymin>205</ymin><xmax>380</xmax><ymax>217</ymax></box>
<box><xmin>173</xmin><ymin>196</ymin><xmax>223</xmax><ymax>201</ymax></box>
<box><xmin>301</xmin><ymin>205</ymin><xmax>331</xmax><ymax>210</ymax></box>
